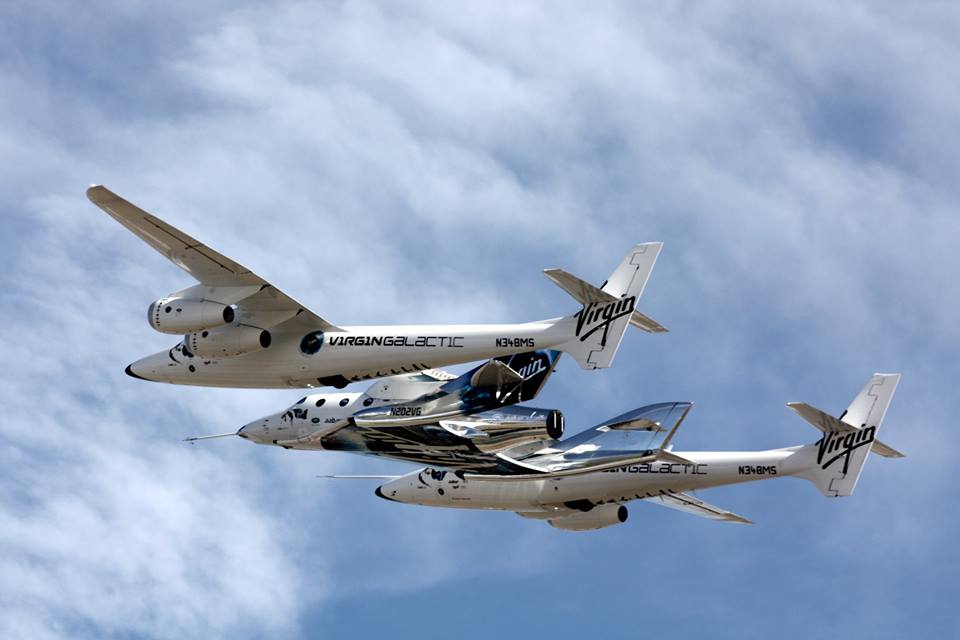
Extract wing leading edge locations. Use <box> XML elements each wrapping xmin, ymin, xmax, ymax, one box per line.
<box><xmin>87</xmin><ymin>185</ymin><xmax>340</xmax><ymax>332</ymax></box>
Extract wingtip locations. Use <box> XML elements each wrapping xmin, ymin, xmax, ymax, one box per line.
<box><xmin>86</xmin><ymin>184</ymin><xmax>110</xmax><ymax>203</ymax></box>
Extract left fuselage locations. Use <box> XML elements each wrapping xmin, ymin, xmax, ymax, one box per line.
<box><xmin>129</xmin><ymin>320</ymin><xmax>571</xmax><ymax>388</ymax></box>
<box><xmin>377</xmin><ymin>447</ymin><xmax>815</xmax><ymax>512</ymax></box>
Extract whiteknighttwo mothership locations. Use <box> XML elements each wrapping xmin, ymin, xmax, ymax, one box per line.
<box><xmin>333</xmin><ymin>373</ymin><xmax>903</xmax><ymax>531</ymax></box>
<box><xmin>89</xmin><ymin>186</ymin><xmax>667</xmax><ymax>389</ymax></box>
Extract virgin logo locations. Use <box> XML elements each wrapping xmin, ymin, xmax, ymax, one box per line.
<box><xmin>574</xmin><ymin>296</ymin><xmax>636</xmax><ymax>343</ymax></box>
<box><xmin>816</xmin><ymin>426</ymin><xmax>876</xmax><ymax>473</ymax></box>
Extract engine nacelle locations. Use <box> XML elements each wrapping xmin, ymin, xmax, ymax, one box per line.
<box><xmin>548</xmin><ymin>504</ymin><xmax>628</xmax><ymax>531</ymax></box>
<box><xmin>185</xmin><ymin>325</ymin><xmax>271</xmax><ymax>358</ymax></box>
<box><xmin>148</xmin><ymin>297</ymin><xmax>234</xmax><ymax>334</ymax></box>
<box><xmin>546</xmin><ymin>410</ymin><xmax>565</xmax><ymax>440</ymax></box>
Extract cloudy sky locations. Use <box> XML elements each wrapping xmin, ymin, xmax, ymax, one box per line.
<box><xmin>2</xmin><ymin>2</ymin><xmax>957</xmax><ymax>638</ymax></box>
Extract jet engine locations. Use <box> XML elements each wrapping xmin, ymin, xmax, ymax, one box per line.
<box><xmin>547</xmin><ymin>504</ymin><xmax>628</xmax><ymax>531</ymax></box>
<box><xmin>186</xmin><ymin>325</ymin><xmax>271</xmax><ymax>358</ymax></box>
<box><xmin>148</xmin><ymin>297</ymin><xmax>234</xmax><ymax>334</ymax></box>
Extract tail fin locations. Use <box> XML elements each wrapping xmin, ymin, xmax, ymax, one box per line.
<box><xmin>492</xmin><ymin>349</ymin><xmax>562</xmax><ymax>402</ymax></box>
<box><xmin>547</xmin><ymin>242</ymin><xmax>664</xmax><ymax>370</ymax></box>
<box><xmin>791</xmin><ymin>373</ymin><xmax>901</xmax><ymax>497</ymax></box>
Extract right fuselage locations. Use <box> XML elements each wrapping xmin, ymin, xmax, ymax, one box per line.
<box><xmin>377</xmin><ymin>447</ymin><xmax>816</xmax><ymax>512</ymax></box>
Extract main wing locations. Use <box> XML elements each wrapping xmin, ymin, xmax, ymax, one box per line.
<box><xmin>87</xmin><ymin>185</ymin><xmax>339</xmax><ymax>332</ymax></box>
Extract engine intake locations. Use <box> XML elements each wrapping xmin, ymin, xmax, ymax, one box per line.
<box><xmin>148</xmin><ymin>297</ymin><xmax>234</xmax><ymax>334</ymax></box>
<box><xmin>186</xmin><ymin>325</ymin><xmax>271</xmax><ymax>358</ymax></box>
<box><xmin>548</xmin><ymin>504</ymin><xmax>628</xmax><ymax>531</ymax></box>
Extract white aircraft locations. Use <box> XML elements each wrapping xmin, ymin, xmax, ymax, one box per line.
<box><xmin>88</xmin><ymin>186</ymin><xmax>667</xmax><ymax>389</ymax></box>
<box><xmin>358</xmin><ymin>373</ymin><xmax>903</xmax><ymax>530</ymax></box>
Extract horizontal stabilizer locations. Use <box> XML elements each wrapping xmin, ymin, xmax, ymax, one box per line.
<box><xmin>544</xmin><ymin>270</ymin><xmax>668</xmax><ymax>333</ymax></box>
<box><xmin>630</xmin><ymin>310</ymin><xmax>668</xmax><ymax>333</ymax></box>
<box><xmin>869</xmin><ymin>440</ymin><xmax>905</xmax><ymax>458</ymax></box>
<box><xmin>645</xmin><ymin>492</ymin><xmax>753</xmax><ymax>524</ymax></box>
<box><xmin>787</xmin><ymin>402</ymin><xmax>850</xmax><ymax>433</ymax></box>
<box><xmin>543</xmin><ymin>268</ymin><xmax>616</xmax><ymax>304</ymax></box>
<box><xmin>787</xmin><ymin>401</ymin><xmax>905</xmax><ymax>459</ymax></box>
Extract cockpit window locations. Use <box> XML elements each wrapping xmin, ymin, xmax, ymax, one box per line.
<box><xmin>295</xmin><ymin>397</ymin><xmax>306</xmax><ymax>405</ymax></box>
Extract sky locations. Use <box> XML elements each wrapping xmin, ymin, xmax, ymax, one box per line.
<box><xmin>1</xmin><ymin>1</ymin><xmax>958</xmax><ymax>638</ymax></box>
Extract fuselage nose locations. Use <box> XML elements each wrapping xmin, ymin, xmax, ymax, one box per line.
<box><xmin>377</xmin><ymin>473</ymin><xmax>426</xmax><ymax>504</ymax></box>
<box><xmin>238</xmin><ymin>417</ymin><xmax>273</xmax><ymax>444</ymax></box>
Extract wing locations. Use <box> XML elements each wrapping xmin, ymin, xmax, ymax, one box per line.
<box><xmin>87</xmin><ymin>185</ymin><xmax>339</xmax><ymax>332</ymax></box>
<box><xmin>645</xmin><ymin>491</ymin><xmax>753</xmax><ymax>524</ymax></box>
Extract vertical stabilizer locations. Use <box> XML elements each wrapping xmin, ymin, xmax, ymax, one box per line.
<box><xmin>548</xmin><ymin>242</ymin><xmax>663</xmax><ymax>370</ymax></box>
<box><xmin>793</xmin><ymin>373</ymin><xmax>901</xmax><ymax>497</ymax></box>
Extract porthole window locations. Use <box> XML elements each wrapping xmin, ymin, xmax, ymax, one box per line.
<box><xmin>300</xmin><ymin>331</ymin><xmax>325</xmax><ymax>355</ymax></box>
<box><xmin>362</xmin><ymin>398</ymin><xmax>374</xmax><ymax>407</ymax></box>
<box><xmin>311</xmin><ymin>417</ymin><xmax>320</xmax><ymax>424</ymax></box>
<box><xmin>339</xmin><ymin>398</ymin><xmax>349</xmax><ymax>407</ymax></box>
<box><xmin>315</xmin><ymin>398</ymin><xmax>326</xmax><ymax>407</ymax></box>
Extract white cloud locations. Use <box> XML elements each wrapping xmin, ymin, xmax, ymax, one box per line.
<box><xmin>2</xmin><ymin>1</ymin><xmax>958</xmax><ymax>637</ymax></box>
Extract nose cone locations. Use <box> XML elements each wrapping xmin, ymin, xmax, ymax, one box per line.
<box><xmin>237</xmin><ymin>418</ymin><xmax>272</xmax><ymax>444</ymax></box>
<box><xmin>125</xmin><ymin>356</ymin><xmax>159</xmax><ymax>381</ymax></box>
<box><xmin>124</xmin><ymin>363</ymin><xmax>149</xmax><ymax>381</ymax></box>
<box><xmin>124</xmin><ymin>351</ymin><xmax>172</xmax><ymax>382</ymax></box>
<box><xmin>376</xmin><ymin>476</ymin><xmax>414</xmax><ymax>503</ymax></box>
<box><xmin>374</xmin><ymin>486</ymin><xmax>399</xmax><ymax>502</ymax></box>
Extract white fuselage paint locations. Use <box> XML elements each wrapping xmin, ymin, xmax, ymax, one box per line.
<box><xmin>129</xmin><ymin>319</ymin><xmax>572</xmax><ymax>388</ymax></box>
<box><xmin>377</xmin><ymin>447</ymin><xmax>821</xmax><ymax>512</ymax></box>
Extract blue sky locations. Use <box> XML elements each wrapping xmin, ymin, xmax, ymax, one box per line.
<box><xmin>2</xmin><ymin>2</ymin><xmax>957</xmax><ymax>638</ymax></box>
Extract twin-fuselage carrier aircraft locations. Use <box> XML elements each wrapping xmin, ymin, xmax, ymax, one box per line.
<box><xmin>93</xmin><ymin>186</ymin><xmax>903</xmax><ymax>531</ymax></box>
<box><xmin>87</xmin><ymin>185</ymin><xmax>666</xmax><ymax>390</ymax></box>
